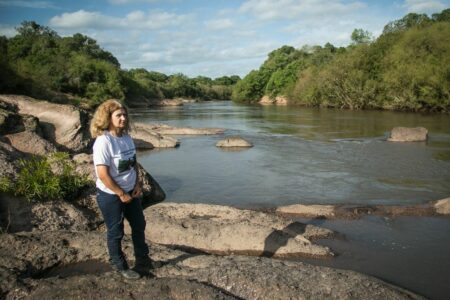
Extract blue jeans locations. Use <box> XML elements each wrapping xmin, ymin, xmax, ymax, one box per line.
<box><xmin>96</xmin><ymin>188</ymin><xmax>149</xmax><ymax>270</ymax></box>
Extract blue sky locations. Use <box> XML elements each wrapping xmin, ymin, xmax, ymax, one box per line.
<box><xmin>0</xmin><ymin>0</ymin><xmax>448</xmax><ymax>78</ymax></box>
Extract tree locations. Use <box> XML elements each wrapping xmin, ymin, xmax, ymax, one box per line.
<box><xmin>382</xmin><ymin>13</ymin><xmax>430</xmax><ymax>34</ymax></box>
<box><xmin>15</xmin><ymin>21</ymin><xmax>57</xmax><ymax>38</ymax></box>
<box><xmin>351</xmin><ymin>29</ymin><xmax>373</xmax><ymax>44</ymax></box>
<box><xmin>432</xmin><ymin>8</ymin><xmax>450</xmax><ymax>22</ymax></box>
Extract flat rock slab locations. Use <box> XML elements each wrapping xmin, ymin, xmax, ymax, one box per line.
<box><xmin>276</xmin><ymin>204</ymin><xmax>336</xmax><ymax>218</ymax></box>
<box><xmin>155</xmin><ymin>254</ymin><xmax>424</xmax><ymax>300</ymax></box>
<box><xmin>388</xmin><ymin>127</ymin><xmax>428</xmax><ymax>142</ymax></box>
<box><xmin>141</xmin><ymin>203</ymin><xmax>334</xmax><ymax>258</ymax></box>
<box><xmin>131</xmin><ymin>127</ymin><xmax>179</xmax><ymax>148</ymax></box>
<box><xmin>216</xmin><ymin>136</ymin><xmax>253</xmax><ymax>148</ymax></box>
<box><xmin>276</xmin><ymin>202</ymin><xmax>445</xmax><ymax>219</ymax></box>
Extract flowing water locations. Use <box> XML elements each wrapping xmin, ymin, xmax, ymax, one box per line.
<box><xmin>132</xmin><ymin>101</ymin><xmax>450</xmax><ymax>208</ymax></box>
<box><xmin>131</xmin><ymin>101</ymin><xmax>450</xmax><ymax>299</ymax></box>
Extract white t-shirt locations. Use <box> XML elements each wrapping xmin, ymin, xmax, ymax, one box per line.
<box><xmin>93</xmin><ymin>131</ymin><xmax>137</xmax><ymax>194</ymax></box>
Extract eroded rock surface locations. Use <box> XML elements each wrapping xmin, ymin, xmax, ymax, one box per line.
<box><xmin>0</xmin><ymin>139</ymin><xmax>24</xmax><ymax>179</ymax></box>
<box><xmin>0</xmin><ymin>231</ymin><xmax>423</xmax><ymax>300</ymax></box>
<box><xmin>388</xmin><ymin>127</ymin><xmax>428</xmax><ymax>142</ymax></box>
<box><xmin>139</xmin><ymin>203</ymin><xmax>334</xmax><ymax>258</ymax></box>
<box><xmin>0</xmin><ymin>194</ymin><xmax>96</xmax><ymax>233</ymax></box>
<box><xmin>5</xmin><ymin>130</ymin><xmax>57</xmax><ymax>156</ymax></box>
<box><xmin>0</xmin><ymin>95</ymin><xmax>91</xmax><ymax>152</ymax></box>
<box><xmin>155</xmin><ymin>254</ymin><xmax>424</xmax><ymax>300</ymax></box>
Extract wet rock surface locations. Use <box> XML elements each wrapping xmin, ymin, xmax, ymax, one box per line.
<box><xmin>138</xmin><ymin>203</ymin><xmax>335</xmax><ymax>258</ymax></box>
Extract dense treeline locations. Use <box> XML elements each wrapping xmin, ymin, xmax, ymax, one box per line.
<box><xmin>0</xmin><ymin>21</ymin><xmax>240</xmax><ymax>108</ymax></box>
<box><xmin>232</xmin><ymin>9</ymin><xmax>450</xmax><ymax>112</ymax></box>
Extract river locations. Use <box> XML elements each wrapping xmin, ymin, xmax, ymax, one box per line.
<box><xmin>131</xmin><ymin>101</ymin><xmax>450</xmax><ymax>299</ymax></box>
<box><xmin>132</xmin><ymin>101</ymin><xmax>450</xmax><ymax>208</ymax></box>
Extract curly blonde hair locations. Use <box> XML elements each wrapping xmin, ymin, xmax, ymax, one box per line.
<box><xmin>90</xmin><ymin>99</ymin><xmax>132</xmax><ymax>138</ymax></box>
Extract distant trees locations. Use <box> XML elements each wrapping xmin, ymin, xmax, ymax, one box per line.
<box><xmin>0</xmin><ymin>21</ymin><xmax>240</xmax><ymax>108</ymax></box>
<box><xmin>231</xmin><ymin>8</ymin><xmax>450</xmax><ymax>112</ymax></box>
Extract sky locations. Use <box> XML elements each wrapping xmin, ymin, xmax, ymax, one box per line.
<box><xmin>0</xmin><ymin>0</ymin><xmax>449</xmax><ymax>78</ymax></box>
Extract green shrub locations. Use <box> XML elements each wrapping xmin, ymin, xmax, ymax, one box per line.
<box><xmin>0</xmin><ymin>152</ymin><xmax>91</xmax><ymax>202</ymax></box>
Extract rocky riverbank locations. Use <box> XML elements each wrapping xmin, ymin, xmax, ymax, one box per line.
<box><xmin>0</xmin><ymin>94</ymin><xmax>434</xmax><ymax>299</ymax></box>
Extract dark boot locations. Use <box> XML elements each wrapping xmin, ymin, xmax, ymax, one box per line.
<box><xmin>133</xmin><ymin>256</ymin><xmax>152</xmax><ymax>275</ymax></box>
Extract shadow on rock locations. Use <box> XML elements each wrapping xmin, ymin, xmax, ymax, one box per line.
<box><xmin>262</xmin><ymin>222</ymin><xmax>306</xmax><ymax>257</ymax></box>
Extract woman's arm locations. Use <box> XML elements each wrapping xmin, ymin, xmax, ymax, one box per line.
<box><xmin>96</xmin><ymin>165</ymin><xmax>133</xmax><ymax>203</ymax></box>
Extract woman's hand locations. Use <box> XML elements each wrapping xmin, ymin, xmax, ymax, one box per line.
<box><xmin>119</xmin><ymin>191</ymin><xmax>133</xmax><ymax>203</ymax></box>
<box><xmin>131</xmin><ymin>183</ymin><xmax>143</xmax><ymax>198</ymax></box>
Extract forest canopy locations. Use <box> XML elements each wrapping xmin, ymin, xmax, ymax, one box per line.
<box><xmin>231</xmin><ymin>9</ymin><xmax>450</xmax><ymax>112</ymax></box>
<box><xmin>0</xmin><ymin>21</ymin><xmax>240</xmax><ymax>108</ymax></box>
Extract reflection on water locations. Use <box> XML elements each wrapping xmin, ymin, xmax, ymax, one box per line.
<box><xmin>132</xmin><ymin>101</ymin><xmax>450</xmax><ymax>207</ymax></box>
<box><xmin>294</xmin><ymin>216</ymin><xmax>450</xmax><ymax>300</ymax></box>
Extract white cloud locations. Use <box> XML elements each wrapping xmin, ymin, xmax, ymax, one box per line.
<box><xmin>239</xmin><ymin>0</ymin><xmax>366</xmax><ymax>21</ymax></box>
<box><xmin>204</xmin><ymin>18</ymin><xmax>234</xmax><ymax>30</ymax></box>
<box><xmin>50</xmin><ymin>10</ymin><xmax>120</xmax><ymax>29</ymax></box>
<box><xmin>0</xmin><ymin>24</ymin><xmax>16</xmax><ymax>37</ymax></box>
<box><xmin>42</xmin><ymin>1</ymin><xmax>413</xmax><ymax>78</ymax></box>
<box><xmin>403</xmin><ymin>0</ymin><xmax>446</xmax><ymax>13</ymax></box>
<box><xmin>0</xmin><ymin>0</ymin><xmax>57</xmax><ymax>9</ymax></box>
<box><xmin>49</xmin><ymin>9</ymin><xmax>193</xmax><ymax>30</ymax></box>
<box><xmin>108</xmin><ymin>0</ymin><xmax>180</xmax><ymax>4</ymax></box>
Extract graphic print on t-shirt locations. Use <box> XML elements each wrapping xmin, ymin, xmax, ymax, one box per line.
<box><xmin>118</xmin><ymin>154</ymin><xmax>136</xmax><ymax>173</ymax></box>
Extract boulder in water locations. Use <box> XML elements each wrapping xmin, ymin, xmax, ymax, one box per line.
<box><xmin>216</xmin><ymin>136</ymin><xmax>253</xmax><ymax>148</ymax></box>
<box><xmin>387</xmin><ymin>127</ymin><xmax>428</xmax><ymax>142</ymax></box>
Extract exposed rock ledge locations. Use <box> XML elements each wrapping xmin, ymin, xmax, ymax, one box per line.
<box><xmin>276</xmin><ymin>198</ymin><xmax>450</xmax><ymax>219</ymax></box>
<box><xmin>0</xmin><ymin>94</ymin><xmax>91</xmax><ymax>153</ymax></box>
<box><xmin>0</xmin><ymin>231</ymin><xmax>423</xmax><ymax>300</ymax></box>
<box><xmin>129</xmin><ymin>203</ymin><xmax>335</xmax><ymax>258</ymax></box>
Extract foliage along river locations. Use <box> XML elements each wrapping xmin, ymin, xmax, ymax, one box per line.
<box><xmin>132</xmin><ymin>101</ymin><xmax>450</xmax><ymax>300</ymax></box>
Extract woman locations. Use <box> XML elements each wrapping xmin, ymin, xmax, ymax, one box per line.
<box><xmin>90</xmin><ymin>99</ymin><xmax>150</xmax><ymax>279</ymax></box>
